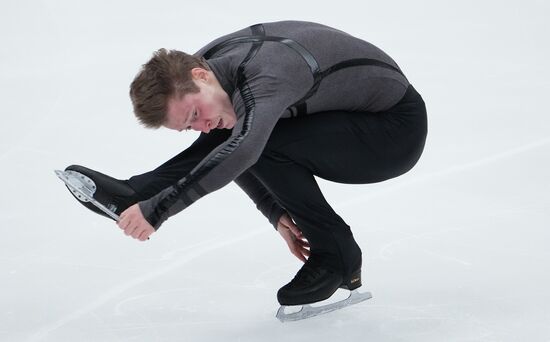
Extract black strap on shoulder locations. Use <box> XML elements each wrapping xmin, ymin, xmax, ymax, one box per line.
<box><xmin>203</xmin><ymin>35</ymin><xmax>321</xmax><ymax>81</ymax></box>
<box><xmin>235</xmin><ymin>24</ymin><xmax>265</xmax><ymax>89</ymax></box>
<box><xmin>288</xmin><ymin>58</ymin><xmax>406</xmax><ymax>116</ymax></box>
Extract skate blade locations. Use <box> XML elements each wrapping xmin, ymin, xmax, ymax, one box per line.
<box><xmin>276</xmin><ymin>289</ymin><xmax>372</xmax><ymax>322</ymax></box>
<box><xmin>54</xmin><ymin>169</ymin><xmax>120</xmax><ymax>221</ymax></box>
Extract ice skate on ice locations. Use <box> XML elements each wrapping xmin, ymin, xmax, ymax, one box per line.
<box><xmin>276</xmin><ymin>256</ymin><xmax>372</xmax><ymax>322</ymax></box>
<box><xmin>55</xmin><ymin>165</ymin><xmax>138</xmax><ymax>221</ymax></box>
<box><xmin>276</xmin><ymin>288</ymin><xmax>372</xmax><ymax>322</ymax></box>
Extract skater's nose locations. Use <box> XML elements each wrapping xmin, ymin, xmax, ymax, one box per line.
<box><xmin>192</xmin><ymin>119</ymin><xmax>213</xmax><ymax>133</ymax></box>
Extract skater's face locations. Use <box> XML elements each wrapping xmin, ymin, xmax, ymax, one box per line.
<box><xmin>164</xmin><ymin>68</ymin><xmax>237</xmax><ymax>133</ymax></box>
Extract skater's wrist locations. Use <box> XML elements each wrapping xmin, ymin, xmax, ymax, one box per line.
<box><xmin>270</xmin><ymin>207</ymin><xmax>287</xmax><ymax>230</ymax></box>
<box><xmin>138</xmin><ymin>201</ymin><xmax>164</xmax><ymax>230</ymax></box>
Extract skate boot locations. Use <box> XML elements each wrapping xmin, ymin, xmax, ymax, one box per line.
<box><xmin>59</xmin><ymin>165</ymin><xmax>138</xmax><ymax>220</ymax></box>
<box><xmin>276</xmin><ymin>254</ymin><xmax>371</xmax><ymax>322</ymax></box>
<box><xmin>277</xmin><ymin>255</ymin><xmax>361</xmax><ymax>306</ymax></box>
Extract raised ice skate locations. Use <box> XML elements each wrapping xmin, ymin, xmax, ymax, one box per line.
<box><xmin>55</xmin><ymin>169</ymin><xmax>120</xmax><ymax>221</ymax></box>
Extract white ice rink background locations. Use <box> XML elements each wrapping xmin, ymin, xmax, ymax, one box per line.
<box><xmin>1</xmin><ymin>1</ymin><xmax>549</xmax><ymax>341</ymax></box>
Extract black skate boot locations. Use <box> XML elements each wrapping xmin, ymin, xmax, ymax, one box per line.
<box><xmin>276</xmin><ymin>252</ymin><xmax>370</xmax><ymax>321</ymax></box>
<box><xmin>63</xmin><ymin>165</ymin><xmax>139</xmax><ymax>220</ymax></box>
<box><xmin>277</xmin><ymin>255</ymin><xmax>363</xmax><ymax>306</ymax></box>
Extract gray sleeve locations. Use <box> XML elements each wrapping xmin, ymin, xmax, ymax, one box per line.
<box><xmin>234</xmin><ymin>170</ymin><xmax>286</xmax><ymax>229</ymax></box>
<box><xmin>138</xmin><ymin>85</ymin><xmax>304</xmax><ymax>230</ymax></box>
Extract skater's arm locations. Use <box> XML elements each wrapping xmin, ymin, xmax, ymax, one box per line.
<box><xmin>139</xmin><ymin>95</ymin><xmax>290</xmax><ymax>230</ymax></box>
<box><xmin>235</xmin><ymin>171</ymin><xmax>286</xmax><ymax>229</ymax></box>
<box><xmin>137</xmin><ymin>54</ymin><xmax>311</xmax><ymax>230</ymax></box>
<box><xmin>138</xmin><ymin>98</ymin><xmax>300</xmax><ymax>229</ymax></box>
<box><xmin>127</xmin><ymin>129</ymin><xmax>231</xmax><ymax>200</ymax></box>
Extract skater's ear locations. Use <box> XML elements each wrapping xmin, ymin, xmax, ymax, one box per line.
<box><xmin>190</xmin><ymin>68</ymin><xmax>209</xmax><ymax>82</ymax></box>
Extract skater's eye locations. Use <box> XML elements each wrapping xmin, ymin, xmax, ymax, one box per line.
<box><xmin>184</xmin><ymin>110</ymin><xmax>198</xmax><ymax>131</ymax></box>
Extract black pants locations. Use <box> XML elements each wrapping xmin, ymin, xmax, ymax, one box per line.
<box><xmin>128</xmin><ymin>84</ymin><xmax>427</xmax><ymax>278</ymax></box>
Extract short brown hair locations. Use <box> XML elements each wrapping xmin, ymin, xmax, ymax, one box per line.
<box><xmin>129</xmin><ymin>48</ymin><xmax>210</xmax><ymax>128</ymax></box>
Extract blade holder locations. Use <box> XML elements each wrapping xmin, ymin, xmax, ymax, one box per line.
<box><xmin>54</xmin><ymin>169</ymin><xmax>120</xmax><ymax>221</ymax></box>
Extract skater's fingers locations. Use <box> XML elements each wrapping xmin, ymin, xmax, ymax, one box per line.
<box><xmin>285</xmin><ymin>239</ymin><xmax>304</xmax><ymax>262</ymax></box>
<box><xmin>279</xmin><ymin>212</ymin><xmax>294</xmax><ymax>226</ymax></box>
<box><xmin>291</xmin><ymin>248</ymin><xmax>307</xmax><ymax>263</ymax></box>
<box><xmin>138</xmin><ymin>230</ymin><xmax>149</xmax><ymax>241</ymax></box>
<box><xmin>118</xmin><ymin>213</ymin><xmax>132</xmax><ymax>230</ymax></box>
<box><xmin>296</xmin><ymin>240</ymin><xmax>310</xmax><ymax>254</ymax></box>
<box><xmin>291</xmin><ymin>240</ymin><xmax>310</xmax><ymax>261</ymax></box>
<box><xmin>135</xmin><ymin>225</ymin><xmax>154</xmax><ymax>241</ymax></box>
<box><xmin>280</xmin><ymin>214</ymin><xmax>300</xmax><ymax>233</ymax></box>
<box><xmin>297</xmin><ymin>239</ymin><xmax>310</xmax><ymax>248</ymax></box>
<box><xmin>120</xmin><ymin>221</ymin><xmax>130</xmax><ymax>231</ymax></box>
<box><xmin>131</xmin><ymin>227</ymin><xmax>142</xmax><ymax>239</ymax></box>
<box><xmin>302</xmin><ymin>246</ymin><xmax>311</xmax><ymax>258</ymax></box>
<box><xmin>288</xmin><ymin>225</ymin><xmax>303</xmax><ymax>239</ymax></box>
<box><xmin>124</xmin><ymin>225</ymin><xmax>136</xmax><ymax>236</ymax></box>
<box><xmin>118</xmin><ymin>210</ymin><xmax>129</xmax><ymax>226</ymax></box>
<box><xmin>280</xmin><ymin>227</ymin><xmax>304</xmax><ymax>262</ymax></box>
<box><xmin>290</xmin><ymin>239</ymin><xmax>310</xmax><ymax>262</ymax></box>
<box><xmin>117</xmin><ymin>216</ymin><xmax>125</xmax><ymax>229</ymax></box>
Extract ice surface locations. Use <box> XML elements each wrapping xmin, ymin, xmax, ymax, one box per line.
<box><xmin>1</xmin><ymin>1</ymin><xmax>549</xmax><ymax>341</ymax></box>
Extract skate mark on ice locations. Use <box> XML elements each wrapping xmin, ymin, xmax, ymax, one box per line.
<box><xmin>89</xmin><ymin>311</ymin><xmax>126</xmax><ymax>342</ymax></box>
<box><xmin>368</xmin><ymin>303</ymin><xmax>495</xmax><ymax>338</ymax></box>
<box><xmin>159</xmin><ymin>235</ymin><xmax>227</xmax><ymax>261</ymax></box>
<box><xmin>251</xmin><ymin>263</ymin><xmax>295</xmax><ymax>289</ymax></box>
<box><xmin>335</xmin><ymin>136</ymin><xmax>550</xmax><ymax>209</ymax></box>
<box><xmin>27</xmin><ymin>229</ymin><xmax>266</xmax><ymax>342</ymax></box>
<box><xmin>113</xmin><ymin>288</ymin><xmax>200</xmax><ymax>316</ymax></box>
<box><xmin>377</xmin><ymin>228</ymin><xmax>471</xmax><ymax>266</ymax></box>
<box><xmin>419</xmin><ymin>249</ymin><xmax>471</xmax><ymax>266</ymax></box>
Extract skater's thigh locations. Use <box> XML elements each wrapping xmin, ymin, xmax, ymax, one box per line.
<box><xmin>265</xmin><ymin>101</ymin><xmax>427</xmax><ymax>184</ymax></box>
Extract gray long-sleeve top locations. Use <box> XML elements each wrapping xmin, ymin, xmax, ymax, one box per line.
<box><xmin>138</xmin><ymin>20</ymin><xmax>409</xmax><ymax>230</ymax></box>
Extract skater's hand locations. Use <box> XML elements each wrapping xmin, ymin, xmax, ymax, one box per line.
<box><xmin>277</xmin><ymin>213</ymin><xmax>310</xmax><ymax>262</ymax></box>
<box><xmin>117</xmin><ymin>204</ymin><xmax>155</xmax><ymax>241</ymax></box>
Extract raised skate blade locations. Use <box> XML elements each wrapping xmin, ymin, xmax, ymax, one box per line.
<box><xmin>276</xmin><ymin>289</ymin><xmax>372</xmax><ymax>322</ymax></box>
<box><xmin>54</xmin><ymin>169</ymin><xmax>120</xmax><ymax>221</ymax></box>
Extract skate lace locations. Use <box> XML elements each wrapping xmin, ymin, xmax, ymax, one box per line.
<box><xmin>293</xmin><ymin>259</ymin><xmax>324</xmax><ymax>286</ymax></box>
